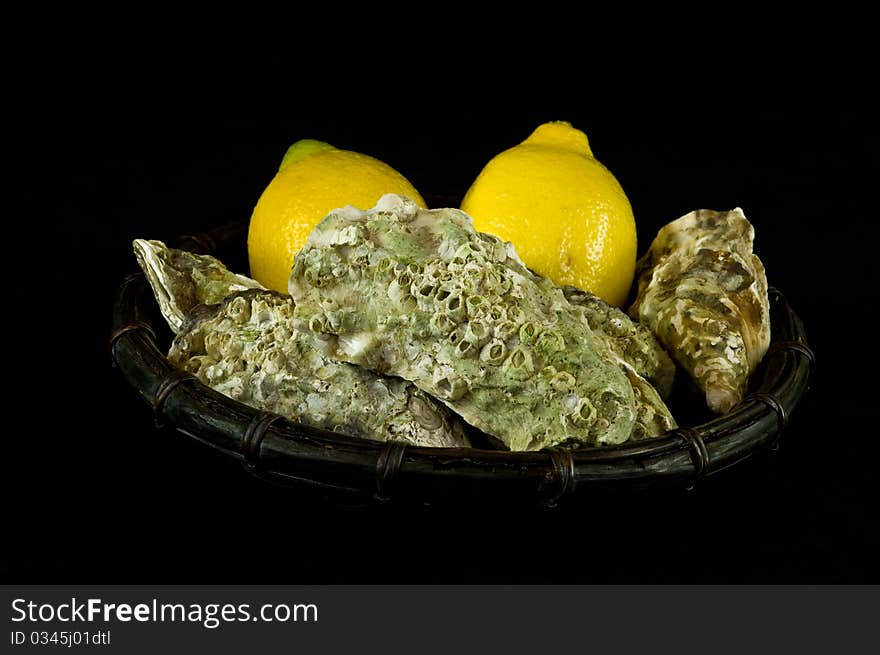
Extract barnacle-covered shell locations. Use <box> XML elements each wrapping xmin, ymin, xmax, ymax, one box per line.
<box><xmin>133</xmin><ymin>239</ymin><xmax>264</xmax><ymax>333</ymax></box>
<box><xmin>288</xmin><ymin>193</ymin><xmax>638</xmax><ymax>450</ymax></box>
<box><xmin>628</xmin><ymin>208</ymin><xmax>771</xmax><ymax>414</ymax></box>
<box><xmin>133</xmin><ymin>240</ymin><xmax>470</xmax><ymax>448</ymax></box>
<box><xmin>530</xmin><ymin>279</ymin><xmax>675</xmax><ymax>438</ymax></box>
<box><xmin>562</xmin><ymin>285</ymin><xmax>676</xmax><ymax>400</ymax></box>
<box><xmin>169</xmin><ymin>290</ymin><xmax>471</xmax><ymax>448</ymax></box>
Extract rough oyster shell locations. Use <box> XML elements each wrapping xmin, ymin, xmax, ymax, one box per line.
<box><xmin>169</xmin><ymin>290</ymin><xmax>471</xmax><ymax>448</ymax></box>
<box><xmin>132</xmin><ymin>240</ymin><xmax>471</xmax><ymax>448</ymax></box>
<box><xmin>288</xmin><ymin>193</ymin><xmax>641</xmax><ymax>450</ymax></box>
<box><xmin>628</xmin><ymin>207</ymin><xmax>771</xmax><ymax>414</ymax></box>
<box><xmin>133</xmin><ymin>238</ymin><xmax>264</xmax><ymax>333</ymax></box>
<box><xmin>562</xmin><ymin>285</ymin><xmax>676</xmax><ymax>400</ymax></box>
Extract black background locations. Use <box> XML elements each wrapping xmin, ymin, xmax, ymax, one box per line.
<box><xmin>5</xmin><ymin>92</ymin><xmax>877</xmax><ymax>584</ymax></box>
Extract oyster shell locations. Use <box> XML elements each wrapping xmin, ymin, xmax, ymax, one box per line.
<box><xmin>628</xmin><ymin>208</ymin><xmax>771</xmax><ymax>414</ymax></box>
<box><xmin>288</xmin><ymin>193</ymin><xmax>640</xmax><ymax>451</ymax></box>
<box><xmin>169</xmin><ymin>290</ymin><xmax>471</xmax><ymax>448</ymax></box>
<box><xmin>562</xmin><ymin>285</ymin><xmax>676</xmax><ymax>400</ymax></box>
<box><xmin>133</xmin><ymin>238</ymin><xmax>264</xmax><ymax>333</ymax></box>
<box><xmin>132</xmin><ymin>240</ymin><xmax>471</xmax><ymax>448</ymax></box>
<box><xmin>615</xmin><ymin>357</ymin><xmax>677</xmax><ymax>440</ymax></box>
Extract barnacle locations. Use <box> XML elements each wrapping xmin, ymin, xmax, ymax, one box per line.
<box><xmin>569</xmin><ymin>397</ymin><xmax>597</xmax><ymax>426</ymax></box>
<box><xmin>628</xmin><ymin>208</ymin><xmax>771</xmax><ymax>414</ymax></box>
<box><xmin>288</xmin><ymin>193</ymin><xmax>639</xmax><ymax>450</ymax></box>
<box><xmin>454</xmin><ymin>337</ymin><xmax>476</xmax><ymax>359</ymax></box>
<box><xmin>376</xmin><ymin>257</ymin><xmax>395</xmax><ymax>276</ymax></box>
<box><xmin>133</xmin><ymin>240</ymin><xmax>471</xmax><ymax>448</ymax></box>
<box><xmin>432</xmin><ymin>369</ymin><xmax>469</xmax><ymax>401</ymax></box>
<box><xmin>464</xmin><ymin>319</ymin><xmax>490</xmax><ymax>347</ymax></box>
<box><xmin>519</xmin><ymin>321</ymin><xmax>540</xmax><ymax>344</ymax></box>
<box><xmin>465</xmin><ymin>294</ymin><xmax>487</xmax><ymax>318</ymax></box>
<box><xmin>502</xmin><ymin>345</ymin><xmax>535</xmax><ymax>381</ymax></box>
<box><xmin>493</xmin><ymin>320</ymin><xmax>519</xmax><ymax>341</ymax></box>
<box><xmin>430</xmin><ymin>311</ymin><xmax>456</xmax><ymax>336</ymax></box>
<box><xmin>479</xmin><ymin>339</ymin><xmax>508</xmax><ymax>366</ymax></box>
<box><xmin>536</xmin><ymin>329</ymin><xmax>565</xmax><ymax>354</ymax></box>
<box><xmin>551</xmin><ymin>371</ymin><xmax>576</xmax><ymax>391</ymax></box>
<box><xmin>506</xmin><ymin>305</ymin><xmax>526</xmax><ymax>325</ymax></box>
<box><xmin>308</xmin><ymin>313</ymin><xmax>330</xmax><ymax>336</ymax></box>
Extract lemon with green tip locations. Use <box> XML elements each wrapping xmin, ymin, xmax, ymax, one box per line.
<box><xmin>248</xmin><ymin>139</ymin><xmax>426</xmax><ymax>292</ymax></box>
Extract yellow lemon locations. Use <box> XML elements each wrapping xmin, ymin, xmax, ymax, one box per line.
<box><xmin>248</xmin><ymin>140</ymin><xmax>426</xmax><ymax>292</ymax></box>
<box><xmin>460</xmin><ymin>121</ymin><xmax>637</xmax><ymax>307</ymax></box>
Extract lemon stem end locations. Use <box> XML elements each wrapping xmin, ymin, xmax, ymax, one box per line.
<box><xmin>279</xmin><ymin>139</ymin><xmax>337</xmax><ymax>172</ymax></box>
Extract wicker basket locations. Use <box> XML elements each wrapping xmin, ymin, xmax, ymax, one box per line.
<box><xmin>109</xmin><ymin>220</ymin><xmax>814</xmax><ymax>507</ymax></box>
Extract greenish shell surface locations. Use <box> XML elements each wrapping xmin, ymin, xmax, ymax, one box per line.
<box><xmin>562</xmin><ymin>286</ymin><xmax>676</xmax><ymax>400</ymax></box>
<box><xmin>133</xmin><ymin>239</ymin><xmax>470</xmax><ymax>448</ymax></box>
<box><xmin>288</xmin><ymin>194</ymin><xmax>641</xmax><ymax>451</ymax></box>
<box><xmin>169</xmin><ymin>290</ymin><xmax>471</xmax><ymax>447</ymax></box>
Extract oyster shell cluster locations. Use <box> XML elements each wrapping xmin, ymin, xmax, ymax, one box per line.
<box><xmin>135</xmin><ymin>239</ymin><xmax>471</xmax><ymax>448</ymax></box>
<box><xmin>133</xmin><ymin>194</ymin><xmax>771</xmax><ymax>452</ymax></box>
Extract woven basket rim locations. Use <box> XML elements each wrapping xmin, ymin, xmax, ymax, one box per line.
<box><xmin>109</xmin><ymin>221</ymin><xmax>814</xmax><ymax>506</ymax></box>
